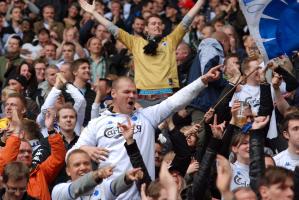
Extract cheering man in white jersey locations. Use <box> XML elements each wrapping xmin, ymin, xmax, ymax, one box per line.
<box><xmin>70</xmin><ymin>66</ymin><xmax>221</xmax><ymax>200</ymax></box>
<box><xmin>274</xmin><ymin>112</ymin><xmax>299</xmax><ymax>171</ymax></box>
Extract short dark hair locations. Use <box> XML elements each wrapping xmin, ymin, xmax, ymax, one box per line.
<box><xmin>63</xmin><ymin>42</ymin><xmax>76</xmax><ymax>51</ymax></box>
<box><xmin>281</xmin><ymin>111</ymin><xmax>299</xmax><ymax>132</ymax></box>
<box><xmin>133</xmin><ymin>16</ymin><xmax>145</xmax><ymax>23</ymax></box>
<box><xmin>241</xmin><ymin>55</ymin><xmax>260</xmax><ymax>75</ymax></box>
<box><xmin>224</xmin><ymin>53</ymin><xmax>239</xmax><ymax>66</ymax></box>
<box><xmin>10</xmin><ymin>35</ymin><xmax>23</xmax><ymax>47</ymax></box>
<box><xmin>42</xmin><ymin>4</ymin><xmax>54</xmax><ymax>12</ymax></box>
<box><xmin>258</xmin><ymin>166</ymin><xmax>293</xmax><ymax>188</ymax></box>
<box><xmin>22</xmin><ymin>118</ymin><xmax>41</xmax><ymax>140</ymax></box>
<box><xmin>33</xmin><ymin>58</ymin><xmax>48</xmax><ymax>67</ymax></box>
<box><xmin>66</xmin><ymin>149</ymin><xmax>90</xmax><ymax>167</ymax></box>
<box><xmin>71</xmin><ymin>58</ymin><xmax>89</xmax><ymax>74</ymax></box>
<box><xmin>3</xmin><ymin>161</ymin><xmax>30</xmax><ymax>183</ymax></box>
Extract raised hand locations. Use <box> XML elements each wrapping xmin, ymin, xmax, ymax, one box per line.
<box><xmin>184</xmin><ymin>123</ymin><xmax>201</xmax><ymax>137</ymax></box>
<box><xmin>251</xmin><ymin>116</ymin><xmax>270</xmax><ymax>130</ymax></box>
<box><xmin>230</xmin><ymin>100</ymin><xmax>240</xmax><ymax>124</ymax></box>
<box><xmin>216</xmin><ymin>154</ymin><xmax>232</xmax><ymax>194</ymax></box>
<box><xmin>272</xmin><ymin>72</ymin><xmax>282</xmax><ymax>89</ymax></box>
<box><xmin>80</xmin><ymin>146</ymin><xmax>109</xmax><ymax>163</ymax></box>
<box><xmin>186</xmin><ymin>159</ymin><xmax>200</xmax><ymax>174</ymax></box>
<box><xmin>159</xmin><ymin>160</ymin><xmax>178</xmax><ymax>200</ymax></box>
<box><xmin>204</xmin><ymin>108</ymin><xmax>215</xmax><ymax>124</ymax></box>
<box><xmin>6</xmin><ymin>108</ymin><xmax>22</xmax><ymax>137</ymax></box>
<box><xmin>118</xmin><ymin>116</ymin><xmax>135</xmax><ymax>145</ymax></box>
<box><xmin>79</xmin><ymin>0</ymin><xmax>96</xmax><ymax>14</ymax></box>
<box><xmin>209</xmin><ymin>114</ymin><xmax>226</xmax><ymax>139</ymax></box>
<box><xmin>45</xmin><ymin>108</ymin><xmax>56</xmax><ymax>130</ymax></box>
<box><xmin>125</xmin><ymin>168</ymin><xmax>144</xmax><ymax>182</ymax></box>
<box><xmin>97</xmin><ymin>166</ymin><xmax>114</xmax><ymax>179</ymax></box>
<box><xmin>201</xmin><ymin>65</ymin><xmax>222</xmax><ymax>84</ymax></box>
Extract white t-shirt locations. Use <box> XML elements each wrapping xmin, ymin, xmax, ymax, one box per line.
<box><xmin>230</xmin><ymin>161</ymin><xmax>250</xmax><ymax>191</ymax></box>
<box><xmin>274</xmin><ymin>149</ymin><xmax>299</xmax><ymax>171</ymax></box>
<box><xmin>69</xmin><ymin>78</ymin><xmax>206</xmax><ymax>200</ymax></box>
<box><xmin>230</xmin><ymin>84</ymin><xmax>260</xmax><ymax>115</ymax></box>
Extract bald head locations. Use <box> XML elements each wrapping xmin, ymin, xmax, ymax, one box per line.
<box><xmin>112</xmin><ymin>77</ymin><xmax>135</xmax><ymax>90</ymax></box>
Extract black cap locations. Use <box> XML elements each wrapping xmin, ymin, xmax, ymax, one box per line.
<box><xmin>8</xmin><ymin>75</ymin><xmax>28</xmax><ymax>88</ymax></box>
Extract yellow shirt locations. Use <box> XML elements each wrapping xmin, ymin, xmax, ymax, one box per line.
<box><xmin>118</xmin><ymin>24</ymin><xmax>186</xmax><ymax>90</ymax></box>
<box><xmin>0</xmin><ymin>118</ymin><xmax>9</xmax><ymax>129</ymax></box>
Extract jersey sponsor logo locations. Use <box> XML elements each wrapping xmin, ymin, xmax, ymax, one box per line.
<box><xmin>233</xmin><ymin>172</ymin><xmax>249</xmax><ymax>186</ymax></box>
<box><xmin>103</xmin><ymin>125</ymin><xmax>142</xmax><ymax>138</ymax></box>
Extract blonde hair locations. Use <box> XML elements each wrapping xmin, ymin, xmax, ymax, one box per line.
<box><xmin>1</xmin><ymin>87</ymin><xmax>17</xmax><ymax>102</ymax></box>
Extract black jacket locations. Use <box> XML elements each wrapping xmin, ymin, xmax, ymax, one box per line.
<box><xmin>124</xmin><ymin>140</ymin><xmax>152</xmax><ymax>190</ymax></box>
<box><xmin>83</xmin><ymin>83</ymin><xmax>96</xmax><ymax>127</ymax></box>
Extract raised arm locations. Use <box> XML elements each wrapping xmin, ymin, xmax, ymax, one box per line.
<box><xmin>185</xmin><ymin>0</ymin><xmax>206</xmax><ymax>20</ymax></box>
<box><xmin>141</xmin><ymin>65</ymin><xmax>221</xmax><ymax>127</ymax></box>
<box><xmin>79</xmin><ymin>0</ymin><xmax>115</xmax><ymax>29</ymax></box>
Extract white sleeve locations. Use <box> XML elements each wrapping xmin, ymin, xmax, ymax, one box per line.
<box><xmin>91</xmin><ymin>103</ymin><xmax>100</xmax><ymax>119</ymax></box>
<box><xmin>140</xmin><ymin>77</ymin><xmax>206</xmax><ymax>127</ymax></box>
<box><xmin>69</xmin><ymin>119</ymin><xmax>98</xmax><ymax>152</ymax></box>
<box><xmin>52</xmin><ymin>183</ymin><xmax>73</xmax><ymax>200</ymax></box>
<box><xmin>66</xmin><ymin>84</ymin><xmax>87</xmax><ymax>135</ymax></box>
<box><xmin>36</xmin><ymin>87</ymin><xmax>61</xmax><ymax>128</ymax></box>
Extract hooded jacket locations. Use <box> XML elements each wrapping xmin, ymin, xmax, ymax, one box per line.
<box><xmin>188</xmin><ymin>38</ymin><xmax>227</xmax><ymax>112</ymax></box>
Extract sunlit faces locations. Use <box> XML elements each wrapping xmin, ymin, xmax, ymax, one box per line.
<box><xmin>73</xmin><ymin>62</ymin><xmax>91</xmax><ymax>81</ymax></box>
<box><xmin>186</xmin><ymin>133</ymin><xmax>198</xmax><ymax>147</ymax></box>
<box><xmin>88</xmin><ymin>37</ymin><xmax>102</xmax><ymax>55</ymax></box>
<box><xmin>111</xmin><ymin>78</ymin><xmax>137</xmax><ymax>114</ymax></box>
<box><xmin>283</xmin><ymin>119</ymin><xmax>299</xmax><ymax>151</ymax></box>
<box><xmin>244</xmin><ymin>60</ymin><xmax>261</xmax><ymax>84</ymax></box>
<box><xmin>44</xmin><ymin>44</ymin><xmax>57</xmax><ymax>59</ymax></box>
<box><xmin>260</xmin><ymin>178</ymin><xmax>294</xmax><ymax>200</ymax></box>
<box><xmin>17</xmin><ymin>141</ymin><xmax>32</xmax><ymax>167</ymax></box>
<box><xmin>45</xmin><ymin>67</ymin><xmax>59</xmax><ymax>87</ymax></box>
<box><xmin>7</xmin><ymin>38</ymin><xmax>21</xmax><ymax>54</ymax></box>
<box><xmin>34</xmin><ymin>62</ymin><xmax>46</xmax><ymax>83</ymax></box>
<box><xmin>68</xmin><ymin>5</ymin><xmax>79</xmax><ymax>18</ymax></box>
<box><xmin>145</xmin><ymin>16</ymin><xmax>164</xmax><ymax>37</ymax></box>
<box><xmin>4</xmin><ymin>97</ymin><xmax>26</xmax><ymax>119</ymax></box>
<box><xmin>19</xmin><ymin>63</ymin><xmax>32</xmax><ymax>80</ymax></box>
<box><xmin>232</xmin><ymin>135</ymin><xmax>250</xmax><ymax>162</ymax></box>
<box><xmin>95</xmin><ymin>24</ymin><xmax>110</xmax><ymax>42</ymax></box>
<box><xmin>43</xmin><ymin>6</ymin><xmax>55</xmax><ymax>22</ymax></box>
<box><xmin>57</xmin><ymin>108</ymin><xmax>77</xmax><ymax>133</ymax></box>
<box><xmin>66</xmin><ymin>152</ymin><xmax>92</xmax><ymax>181</ymax></box>
<box><xmin>132</xmin><ymin>18</ymin><xmax>145</xmax><ymax>35</ymax></box>
<box><xmin>11</xmin><ymin>7</ymin><xmax>22</xmax><ymax>22</ymax></box>
<box><xmin>62</xmin><ymin>44</ymin><xmax>75</xmax><ymax>62</ymax></box>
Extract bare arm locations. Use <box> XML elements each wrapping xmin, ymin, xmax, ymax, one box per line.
<box><xmin>185</xmin><ymin>0</ymin><xmax>206</xmax><ymax>20</ymax></box>
<box><xmin>79</xmin><ymin>0</ymin><xmax>115</xmax><ymax>28</ymax></box>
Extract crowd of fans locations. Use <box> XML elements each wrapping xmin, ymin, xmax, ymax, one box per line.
<box><xmin>0</xmin><ymin>0</ymin><xmax>298</xmax><ymax>199</ymax></box>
